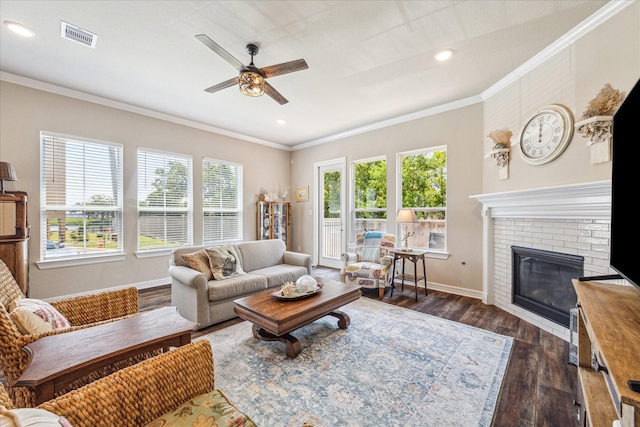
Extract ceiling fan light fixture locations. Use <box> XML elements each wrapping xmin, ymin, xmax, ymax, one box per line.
<box><xmin>239</xmin><ymin>71</ymin><xmax>264</xmax><ymax>97</ymax></box>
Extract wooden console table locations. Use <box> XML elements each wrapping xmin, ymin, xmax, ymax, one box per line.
<box><xmin>573</xmin><ymin>279</ymin><xmax>640</xmax><ymax>427</ymax></box>
<box><xmin>390</xmin><ymin>249</ymin><xmax>428</xmax><ymax>302</ymax></box>
<box><xmin>15</xmin><ymin>306</ymin><xmax>197</xmax><ymax>405</ymax></box>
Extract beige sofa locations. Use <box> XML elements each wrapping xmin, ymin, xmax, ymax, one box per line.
<box><xmin>169</xmin><ymin>239</ymin><xmax>313</xmax><ymax>329</ymax></box>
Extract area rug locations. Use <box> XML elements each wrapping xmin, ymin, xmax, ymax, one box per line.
<box><xmin>197</xmin><ymin>297</ymin><xmax>513</xmax><ymax>427</ymax></box>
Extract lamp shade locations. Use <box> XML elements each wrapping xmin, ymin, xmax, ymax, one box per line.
<box><xmin>0</xmin><ymin>162</ymin><xmax>18</xmax><ymax>181</ymax></box>
<box><xmin>396</xmin><ymin>208</ymin><xmax>417</xmax><ymax>224</ymax></box>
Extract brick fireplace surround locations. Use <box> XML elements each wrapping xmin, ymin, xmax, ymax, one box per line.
<box><xmin>471</xmin><ymin>181</ymin><xmax>619</xmax><ymax>341</ymax></box>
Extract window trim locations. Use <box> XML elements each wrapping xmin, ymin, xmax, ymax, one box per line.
<box><xmin>38</xmin><ymin>131</ymin><xmax>124</xmax><ymax>269</ymax></box>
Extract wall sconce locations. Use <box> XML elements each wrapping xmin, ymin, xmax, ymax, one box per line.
<box><xmin>486</xmin><ymin>129</ymin><xmax>512</xmax><ymax>180</ymax></box>
<box><xmin>0</xmin><ymin>162</ymin><xmax>18</xmax><ymax>195</ymax></box>
<box><xmin>396</xmin><ymin>208</ymin><xmax>417</xmax><ymax>250</ymax></box>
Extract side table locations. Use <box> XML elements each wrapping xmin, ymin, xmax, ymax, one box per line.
<box><xmin>390</xmin><ymin>249</ymin><xmax>428</xmax><ymax>302</ymax></box>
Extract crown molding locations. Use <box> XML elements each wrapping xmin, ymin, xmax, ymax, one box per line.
<box><xmin>0</xmin><ymin>71</ymin><xmax>291</xmax><ymax>151</ymax></box>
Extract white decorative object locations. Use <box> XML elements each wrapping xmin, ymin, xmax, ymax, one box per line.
<box><xmin>486</xmin><ymin>129</ymin><xmax>512</xmax><ymax>180</ymax></box>
<box><xmin>295</xmin><ymin>275</ymin><xmax>318</xmax><ymax>293</ymax></box>
<box><xmin>575</xmin><ymin>115</ymin><xmax>613</xmax><ymax>164</ymax></box>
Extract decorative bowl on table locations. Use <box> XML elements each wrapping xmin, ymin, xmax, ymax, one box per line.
<box><xmin>271</xmin><ymin>276</ymin><xmax>323</xmax><ymax>300</ymax></box>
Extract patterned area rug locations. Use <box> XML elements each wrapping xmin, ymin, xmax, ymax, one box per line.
<box><xmin>197</xmin><ymin>297</ymin><xmax>512</xmax><ymax>427</ymax></box>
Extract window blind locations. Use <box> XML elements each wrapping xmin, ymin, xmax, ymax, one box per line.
<box><xmin>203</xmin><ymin>158</ymin><xmax>243</xmax><ymax>244</ymax></box>
<box><xmin>41</xmin><ymin>133</ymin><xmax>124</xmax><ymax>259</ymax></box>
<box><xmin>137</xmin><ymin>149</ymin><xmax>192</xmax><ymax>251</ymax></box>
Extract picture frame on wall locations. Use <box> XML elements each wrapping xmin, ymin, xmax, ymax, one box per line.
<box><xmin>296</xmin><ymin>186</ymin><xmax>309</xmax><ymax>202</ymax></box>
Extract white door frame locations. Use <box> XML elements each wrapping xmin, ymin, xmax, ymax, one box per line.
<box><xmin>313</xmin><ymin>158</ymin><xmax>347</xmax><ymax>268</ymax></box>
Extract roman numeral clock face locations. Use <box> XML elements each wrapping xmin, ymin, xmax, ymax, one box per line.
<box><xmin>518</xmin><ymin>104</ymin><xmax>574</xmax><ymax>165</ymax></box>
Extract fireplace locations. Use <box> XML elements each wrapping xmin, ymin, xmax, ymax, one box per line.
<box><xmin>512</xmin><ymin>246</ymin><xmax>583</xmax><ymax>327</ymax></box>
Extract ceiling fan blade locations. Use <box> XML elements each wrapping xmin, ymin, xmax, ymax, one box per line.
<box><xmin>263</xmin><ymin>82</ymin><xmax>289</xmax><ymax>105</ymax></box>
<box><xmin>195</xmin><ymin>34</ymin><xmax>245</xmax><ymax>71</ymax></box>
<box><xmin>260</xmin><ymin>59</ymin><xmax>308</xmax><ymax>78</ymax></box>
<box><xmin>204</xmin><ymin>77</ymin><xmax>239</xmax><ymax>93</ymax></box>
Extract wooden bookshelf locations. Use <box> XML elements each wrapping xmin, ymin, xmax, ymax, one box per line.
<box><xmin>573</xmin><ymin>279</ymin><xmax>640</xmax><ymax>427</ymax></box>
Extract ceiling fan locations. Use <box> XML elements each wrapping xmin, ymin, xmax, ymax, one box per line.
<box><xmin>195</xmin><ymin>34</ymin><xmax>308</xmax><ymax>105</ymax></box>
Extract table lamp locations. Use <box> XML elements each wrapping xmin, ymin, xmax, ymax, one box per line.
<box><xmin>396</xmin><ymin>208</ymin><xmax>417</xmax><ymax>250</ymax></box>
<box><xmin>0</xmin><ymin>162</ymin><xmax>18</xmax><ymax>196</ymax></box>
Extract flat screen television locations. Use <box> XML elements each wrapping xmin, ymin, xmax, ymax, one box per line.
<box><xmin>609</xmin><ymin>78</ymin><xmax>640</xmax><ymax>291</ymax></box>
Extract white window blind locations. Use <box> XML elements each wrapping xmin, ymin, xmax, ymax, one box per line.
<box><xmin>397</xmin><ymin>146</ymin><xmax>447</xmax><ymax>251</ymax></box>
<box><xmin>351</xmin><ymin>157</ymin><xmax>387</xmax><ymax>240</ymax></box>
<box><xmin>137</xmin><ymin>149</ymin><xmax>192</xmax><ymax>251</ymax></box>
<box><xmin>203</xmin><ymin>158</ymin><xmax>243</xmax><ymax>244</ymax></box>
<box><xmin>40</xmin><ymin>133</ymin><xmax>123</xmax><ymax>260</ymax></box>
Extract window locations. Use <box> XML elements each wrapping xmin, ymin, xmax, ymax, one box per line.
<box><xmin>137</xmin><ymin>149</ymin><xmax>192</xmax><ymax>252</ymax></box>
<box><xmin>351</xmin><ymin>157</ymin><xmax>386</xmax><ymax>240</ymax></box>
<box><xmin>397</xmin><ymin>147</ymin><xmax>447</xmax><ymax>251</ymax></box>
<box><xmin>203</xmin><ymin>158</ymin><xmax>243</xmax><ymax>244</ymax></box>
<box><xmin>40</xmin><ymin>133</ymin><xmax>123</xmax><ymax>260</ymax></box>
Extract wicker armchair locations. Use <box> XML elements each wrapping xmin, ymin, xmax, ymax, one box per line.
<box><xmin>0</xmin><ymin>258</ymin><xmax>155</xmax><ymax>408</ymax></box>
<box><xmin>0</xmin><ymin>340</ymin><xmax>257</xmax><ymax>427</ymax></box>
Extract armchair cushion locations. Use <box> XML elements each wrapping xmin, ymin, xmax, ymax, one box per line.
<box><xmin>143</xmin><ymin>389</ymin><xmax>257</xmax><ymax>427</ymax></box>
<box><xmin>8</xmin><ymin>299</ymin><xmax>70</xmax><ymax>335</ymax></box>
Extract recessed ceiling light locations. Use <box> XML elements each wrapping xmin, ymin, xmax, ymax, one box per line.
<box><xmin>435</xmin><ymin>49</ymin><xmax>453</xmax><ymax>61</ymax></box>
<box><xmin>4</xmin><ymin>21</ymin><xmax>35</xmax><ymax>37</ymax></box>
<box><xmin>277</xmin><ymin>119</ymin><xmax>286</xmax><ymax>125</ymax></box>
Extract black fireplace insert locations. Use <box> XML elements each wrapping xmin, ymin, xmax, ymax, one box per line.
<box><xmin>512</xmin><ymin>246</ymin><xmax>584</xmax><ymax>327</ymax></box>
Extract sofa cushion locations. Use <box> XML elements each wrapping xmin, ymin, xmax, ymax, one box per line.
<box><xmin>8</xmin><ymin>298</ymin><xmax>71</xmax><ymax>335</ymax></box>
<box><xmin>207</xmin><ymin>273</ymin><xmax>268</xmax><ymax>302</ymax></box>
<box><xmin>205</xmin><ymin>245</ymin><xmax>245</xmax><ymax>280</ymax></box>
<box><xmin>142</xmin><ymin>389</ymin><xmax>257</xmax><ymax>427</ymax></box>
<box><xmin>250</xmin><ymin>265</ymin><xmax>310</xmax><ymax>288</ymax></box>
<box><xmin>237</xmin><ymin>239</ymin><xmax>285</xmax><ymax>272</ymax></box>
<box><xmin>180</xmin><ymin>249</ymin><xmax>213</xmax><ymax>280</ymax></box>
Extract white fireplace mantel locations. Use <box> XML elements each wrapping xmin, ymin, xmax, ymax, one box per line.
<box><xmin>469</xmin><ymin>181</ymin><xmax>612</xmax><ymax>314</ymax></box>
<box><xmin>470</xmin><ymin>180</ymin><xmax>611</xmax><ymax>219</ymax></box>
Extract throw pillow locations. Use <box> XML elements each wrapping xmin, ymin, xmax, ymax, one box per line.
<box><xmin>8</xmin><ymin>298</ymin><xmax>71</xmax><ymax>335</ymax></box>
<box><xmin>181</xmin><ymin>249</ymin><xmax>214</xmax><ymax>280</ymax></box>
<box><xmin>205</xmin><ymin>246</ymin><xmax>245</xmax><ymax>280</ymax></box>
<box><xmin>0</xmin><ymin>406</ymin><xmax>73</xmax><ymax>427</ymax></box>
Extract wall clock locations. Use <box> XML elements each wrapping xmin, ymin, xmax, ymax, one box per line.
<box><xmin>518</xmin><ymin>104</ymin><xmax>574</xmax><ymax>165</ymax></box>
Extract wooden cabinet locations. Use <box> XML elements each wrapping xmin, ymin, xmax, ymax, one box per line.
<box><xmin>0</xmin><ymin>192</ymin><xmax>29</xmax><ymax>295</ymax></box>
<box><xmin>573</xmin><ymin>279</ymin><xmax>640</xmax><ymax>427</ymax></box>
<box><xmin>256</xmin><ymin>201</ymin><xmax>290</xmax><ymax>250</ymax></box>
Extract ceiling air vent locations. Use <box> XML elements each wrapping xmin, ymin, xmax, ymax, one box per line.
<box><xmin>60</xmin><ymin>21</ymin><xmax>97</xmax><ymax>48</ymax></box>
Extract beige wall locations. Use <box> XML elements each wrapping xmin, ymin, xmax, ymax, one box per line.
<box><xmin>0</xmin><ymin>82</ymin><xmax>291</xmax><ymax>299</ymax></box>
<box><xmin>290</xmin><ymin>104</ymin><xmax>486</xmax><ymax>294</ymax></box>
<box><xmin>483</xmin><ymin>3</ymin><xmax>639</xmax><ymax>192</ymax></box>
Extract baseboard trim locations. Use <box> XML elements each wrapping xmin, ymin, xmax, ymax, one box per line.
<box><xmin>426</xmin><ymin>281</ymin><xmax>485</xmax><ymax>301</ymax></box>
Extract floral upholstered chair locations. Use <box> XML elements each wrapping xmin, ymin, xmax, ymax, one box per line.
<box><xmin>340</xmin><ymin>231</ymin><xmax>396</xmax><ymax>299</ymax></box>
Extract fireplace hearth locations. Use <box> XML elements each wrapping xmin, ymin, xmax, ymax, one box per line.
<box><xmin>512</xmin><ymin>246</ymin><xmax>584</xmax><ymax>327</ymax></box>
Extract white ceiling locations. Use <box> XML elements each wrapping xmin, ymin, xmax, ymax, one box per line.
<box><xmin>0</xmin><ymin>1</ymin><xmax>615</xmax><ymax>149</ymax></box>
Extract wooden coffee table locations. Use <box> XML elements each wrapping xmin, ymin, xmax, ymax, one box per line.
<box><xmin>15</xmin><ymin>306</ymin><xmax>197</xmax><ymax>405</ymax></box>
<box><xmin>234</xmin><ymin>280</ymin><xmax>361</xmax><ymax>358</ymax></box>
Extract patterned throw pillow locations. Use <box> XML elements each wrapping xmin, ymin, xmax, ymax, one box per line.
<box><xmin>181</xmin><ymin>249</ymin><xmax>214</xmax><ymax>280</ymax></box>
<box><xmin>143</xmin><ymin>389</ymin><xmax>257</xmax><ymax>427</ymax></box>
<box><xmin>205</xmin><ymin>246</ymin><xmax>245</xmax><ymax>280</ymax></box>
<box><xmin>8</xmin><ymin>298</ymin><xmax>71</xmax><ymax>335</ymax></box>
<box><xmin>0</xmin><ymin>406</ymin><xmax>73</xmax><ymax>427</ymax></box>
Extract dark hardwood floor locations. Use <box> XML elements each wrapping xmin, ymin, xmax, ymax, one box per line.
<box><xmin>142</xmin><ymin>266</ymin><xmax>577</xmax><ymax>427</ymax></box>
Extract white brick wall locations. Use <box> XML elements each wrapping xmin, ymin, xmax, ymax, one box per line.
<box><xmin>492</xmin><ymin>218</ymin><xmax>613</xmax><ymax>341</ymax></box>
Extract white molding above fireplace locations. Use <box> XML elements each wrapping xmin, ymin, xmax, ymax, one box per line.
<box><xmin>470</xmin><ymin>180</ymin><xmax>611</xmax><ymax>219</ymax></box>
